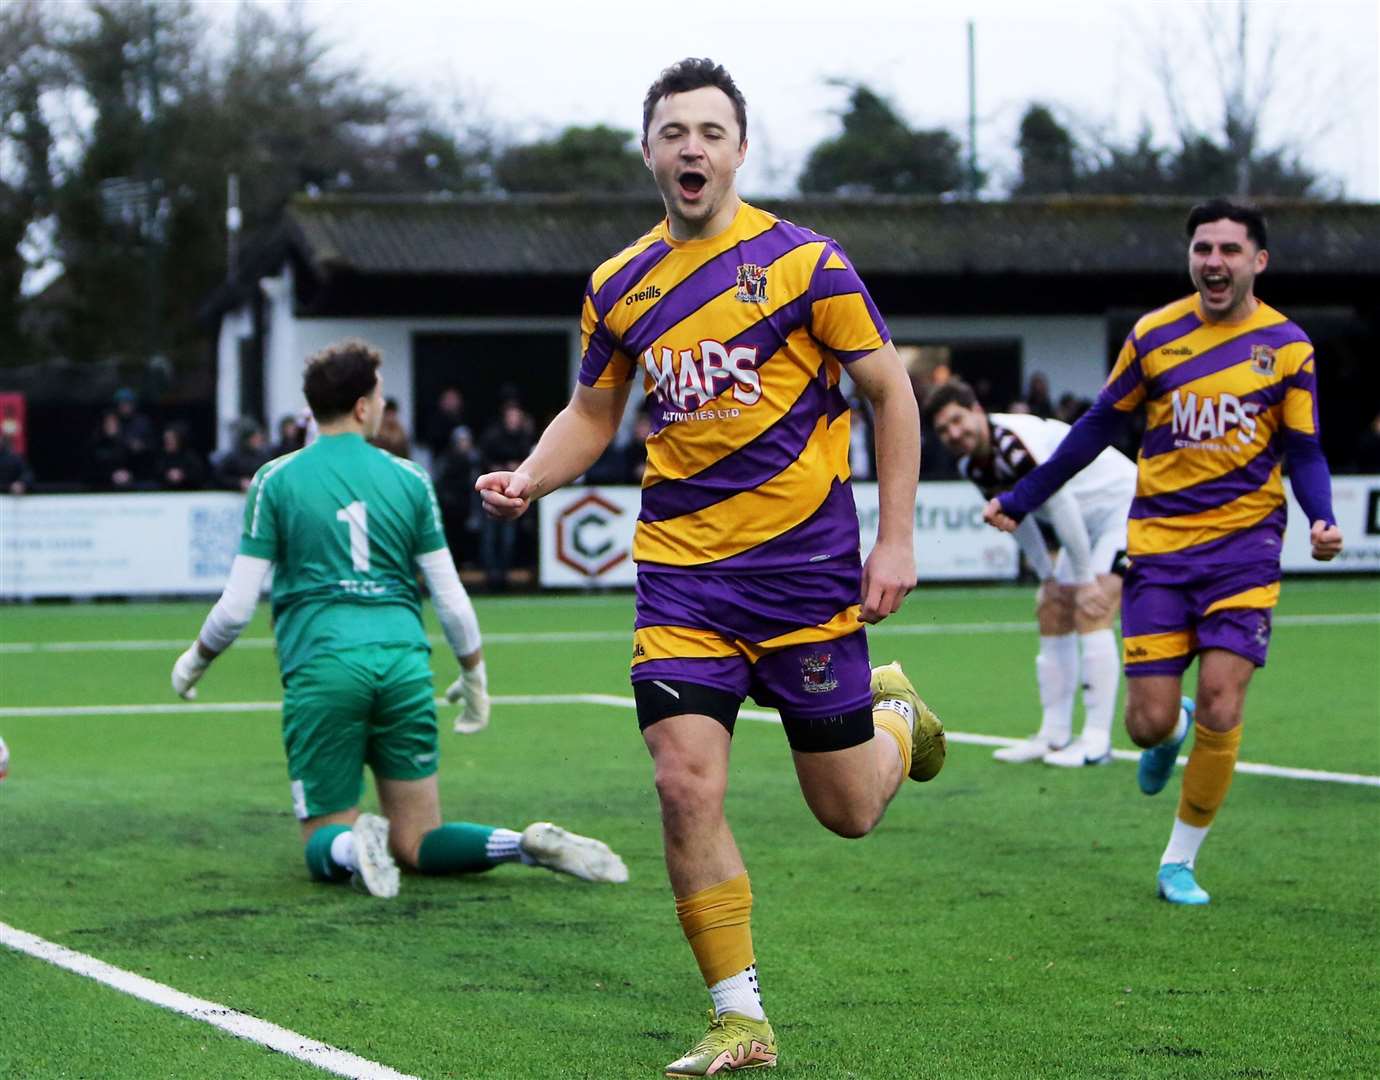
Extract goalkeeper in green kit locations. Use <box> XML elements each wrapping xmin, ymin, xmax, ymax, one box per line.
<box><xmin>171</xmin><ymin>339</ymin><xmax>627</xmax><ymax>896</ymax></box>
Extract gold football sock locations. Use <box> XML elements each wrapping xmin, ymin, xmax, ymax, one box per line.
<box><xmin>675</xmin><ymin>872</ymin><xmax>755</xmax><ymax>987</ymax></box>
<box><xmin>872</xmin><ymin>707</ymin><xmax>913</xmax><ymax>776</ymax></box>
<box><xmin>1177</xmin><ymin>721</ymin><xmax>1242</xmax><ymax>828</ymax></box>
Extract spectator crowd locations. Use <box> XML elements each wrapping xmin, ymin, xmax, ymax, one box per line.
<box><xmin>5</xmin><ymin>371</ymin><xmax>1378</xmax><ymax>591</ymax></box>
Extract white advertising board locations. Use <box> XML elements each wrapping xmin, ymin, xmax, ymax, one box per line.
<box><xmin>538</xmin><ymin>482</ymin><xmax>1021</xmax><ymax>588</ymax></box>
<box><xmin>0</xmin><ymin>493</ymin><xmax>243</xmax><ymax>598</ymax></box>
<box><xmin>1</xmin><ymin>477</ymin><xmax>1373</xmax><ymax>599</ymax></box>
<box><xmin>1282</xmin><ymin>475</ymin><xmax>1380</xmax><ymax>572</ymax></box>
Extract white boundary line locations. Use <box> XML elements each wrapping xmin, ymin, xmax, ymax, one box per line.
<box><xmin>0</xmin><ymin>611</ymin><xmax>1374</xmax><ymax>654</ymax></box>
<box><xmin>2</xmin><ymin>692</ymin><xmax>1376</xmax><ymax>788</ymax></box>
<box><xmin>0</xmin><ymin>922</ymin><xmax>420</xmax><ymax>1080</ymax></box>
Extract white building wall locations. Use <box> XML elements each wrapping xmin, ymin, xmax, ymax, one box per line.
<box><xmin>267</xmin><ymin>316</ymin><xmax>580</xmax><ymax>438</ymax></box>
<box><xmin>215</xmin><ymin>304</ymin><xmax>251</xmax><ymax>453</ymax></box>
<box><xmin>886</xmin><ymin>315</ymin><xmax>1109</xmax><ymax>399</ymax></box>
<box><xmin>220</xmin><ymin>269</ymin><xmax>1110</xmax><ymax>453</ymax></box>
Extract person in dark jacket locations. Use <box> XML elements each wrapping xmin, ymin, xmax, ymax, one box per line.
<box><xmin>478</xmin><ymin>402</ymin><xmax>534</xmax><ymax>590</ymax></box>
<box><xmin>153</xmin><ymin>423</ymin><xmax>208</xmax><ymax>490</ymax></box>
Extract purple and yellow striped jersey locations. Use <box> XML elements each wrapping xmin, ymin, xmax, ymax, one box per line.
<box><xmin>577</xmin><ymin>202</ymin><xmax>890</xmax><ymax>572</ymax></box>
<box><xmin>1101</xmin><ymin>294</ymin><xmax>1320</xmax><ymax>562</ymax></box>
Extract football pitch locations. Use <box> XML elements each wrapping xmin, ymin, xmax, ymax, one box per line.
<box><xmin>2</xmin><ymin>580</ymin><xmax>1377</xmax><ymax>1079</ymax></box>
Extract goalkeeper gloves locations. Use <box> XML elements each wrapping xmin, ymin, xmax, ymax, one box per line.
<box><xmin>171</xmin><ymin>642</ymin><xmax>211</xmax><ymax>700</ymax></box>
<box><xmin>446</xmin><ymin>661</ymin><xmax>490</xmax><ymax>734</ymax></box>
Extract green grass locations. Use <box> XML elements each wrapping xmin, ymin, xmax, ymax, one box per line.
<box><xmin>1</xmin><ymin>580</ymin><xmax>1378</xmax><ymax>1078</ymax></box>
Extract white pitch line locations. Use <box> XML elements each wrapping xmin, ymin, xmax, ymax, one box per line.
<box><xmin>0</xmin><ymin>611</ymin><xmax>1374</xmax><ymax>655</ymax></box>
<box><xmin>0</xmin><ymin>922</ymin><xmax>420</xmax><ymax>1080</ymax></box>
<box><xmin>2</xmin><ymin>693</ymin><xmax>1376</xmax><ymax>788</ymax></box>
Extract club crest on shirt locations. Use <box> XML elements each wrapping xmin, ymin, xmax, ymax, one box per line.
<box><xmin>1249</xmin><ymin>344</ymin><xmax>1277</xmax><ymax>376</ymax></box>
<box><xmin>735</xmin><ymin>263</ymin><xmax>768</xmax><ymax>304</ymax></box>
<box><xmin>800</xmin><ymin>651</ymin><xmax>838</xmax><ymax>694</ymax></box>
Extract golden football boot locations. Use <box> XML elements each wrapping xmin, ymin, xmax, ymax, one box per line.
<box><xmin>871</xmin><ymin>661</ymin><xmax>946</xmax><ymax>781</ymax></box>
<box><xmin>664</xmin><ymin>1011</ymin><xmax>777</xmax><ymax>1077</ymax></box>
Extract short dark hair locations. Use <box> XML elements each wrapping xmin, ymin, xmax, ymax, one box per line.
<box><xmin>1185</xmin><ymin>199</ymin><xmax>1268</xmax><ymax>250</ymax></box>
<box><xmin>303</xmin><ymin>339</ymin><xmax>381</xmax><ymax>422</ymax></box>
<box><xmin>642</xmin><ymin>58</ymin><xmax>747</xmax><ymax>145</ymax></box>
<box><xmin>921</xmin><ymin>378</ymin><xmax>979</xmax><ymax>423</ymax></box>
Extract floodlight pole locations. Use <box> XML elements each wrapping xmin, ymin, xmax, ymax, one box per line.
<box><xmin>967</xmin><ymin>19</ymin><xmax>979</xmax><ymax>199</ymax></box>
<box><xmin>227</xmin><ymin>173</ymin><xmax>242</xmax><ymax>281</ymax></box>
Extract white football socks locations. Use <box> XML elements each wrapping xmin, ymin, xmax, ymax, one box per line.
<box><xmin>330</xmin><ymin>831</ymin><xmax>358</xmax><ymax>873</ymax></box>
<box><xmin>1161</xmin><ymin>818</ymin><xmax>1210</xmax><ymax>867</ymax></box>
<box><xmin>1035</xmin><ymin>634</ymin><xmax>1079</xmax><ymax>746</ymax></box>
<box><xmin>1077</xmin><ymin>629</ymin><xmax>1119</xmax><ymax>753</ymax></box>
<box><xmin>486</xmin><ymin>827</ymin><xmax>533</xmax><ymax>865</ymax></box>
<box><xmin>710</xmin><ymin>964</ymin><xmax>765</xmax><ymax>1020</ymax></box>
<box><xmin>1163</xmin><ymin>704</ymin><xmax>1190</xmax><ymax>746</ymax></box>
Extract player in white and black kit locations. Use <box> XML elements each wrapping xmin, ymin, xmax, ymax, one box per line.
<box><xmin>925</xmin><ymin>379</ymin><xmax>1136</xmax><ymax>766</ymax></box>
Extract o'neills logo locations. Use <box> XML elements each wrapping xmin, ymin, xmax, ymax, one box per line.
<box><xmin>625</xmin><ymin>286</ymin><xmax>661</xmax><ymax>305</ymax></box>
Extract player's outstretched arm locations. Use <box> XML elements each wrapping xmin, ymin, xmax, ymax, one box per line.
<box><xmin>995</xmin><ymin>399</ymin><xmax>1125</xmax><ymax>524</ymax></box>
<box><xmin>171</xmin><ymin>554</ymin><xmax>272</xmax><ymax>699</ymax></box>
<box><xmin>849</xmin><ymin>343</ymin><xmax>920</xmax><ymax>624</ymax></box>
<box><xmin>1281</xmin><ymin>421</ymin><xmax>1340</xmax><ymax>563</ymax></box>
<box><xmin>416</xmin><ymin>547</ymin><xmax>491</xmax><ymax>733</ymax></box>
<box><xmin>476</xmin><ymin>381</ymin><xmax>632</xmax><ymax>520</ymax></box>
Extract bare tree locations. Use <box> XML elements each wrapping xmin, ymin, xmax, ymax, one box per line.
<box><xmin>1140</xmin><ymin>0</ymin><xmax>1344</xmax><ymax>197</ymax></box>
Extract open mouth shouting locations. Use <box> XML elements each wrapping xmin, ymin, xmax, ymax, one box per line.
<box><xmin>677</xmin><ymin>169</ymin><xmax>708</xmax><ymax>202</ymax></box>
<box><xmin>1199</xmin><ymin>271</ymin><xmax>1232</xmax><ymax>306</ymax></box>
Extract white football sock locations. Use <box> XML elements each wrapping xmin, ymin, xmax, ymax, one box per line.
<box><xmin>1160</xmin><ymin>818</ymin><xmax>1210</xmax><ymax>867</ymax></box>
<box><xmin>330</xmin><ymin>831</ymin><xmax>358</xmax><ymax>872</ymax></box>
<box><xmin>710</xmin><ymin>964</ymin><xmax>765</xmax><ymax>1020</ymax></box>
<box><xmin>1035</xmin><ymin>634</ymin><xmax>1078</xmax><ymax>746</ymax></box>
<box><xmin>486</xmin><ymin>827</ymin><xmax>532</xmax><ymax>865</ymax></box>
<box><xmin>1161</xmin><ymin>704</ymin><xmax>1190</xmax><ymax>746</ymax></box>
<box><xmin>1077</xmin><ymin>629</ymin><xmax>1119</xmax><ymax>753</ymax></box>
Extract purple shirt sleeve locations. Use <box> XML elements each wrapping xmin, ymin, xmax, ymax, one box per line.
<box><xmin>1282</xmin><ymin>429</ymin><xmax>1335</xmax><ymax>526</ymax></box>
<box><xmin>997</xmin><ymin>399</ymin><xmax>1127</xmax><ymax>520</ymax></box>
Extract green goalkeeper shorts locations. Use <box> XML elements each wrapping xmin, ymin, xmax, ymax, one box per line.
<box><xmin>281</xmin><ymin>644</ymin><xmax>439</xmax><ymax>820</ymax></box>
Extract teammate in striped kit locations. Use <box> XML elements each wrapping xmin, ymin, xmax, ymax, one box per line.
<box><xmin>925</xmin><ymin>378</ymin><xmax>1135</xmax><ymax>767</ymax></box>
<box><xmin>984</xmin><ymin>200</ymin><xmax>1343</xmax><ymax>904</ymax></box>
<box><xmin>477</xmin><ymin>59</ymin><xmax>944</xmax><ymax>1075</ymax></box>
<box><xmin>171</xmin><ymin>340</ymin><xmax>627</xmax><ymax>897</ymax></box>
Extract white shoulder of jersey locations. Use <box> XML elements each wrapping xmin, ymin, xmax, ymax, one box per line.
<box><xmin>990</xmin><ymin>411</ymin><xmax>1135</xmax><ymax>508</ymax></box>
<box><xmin>987</xmin><ymin>413</ymin><xmax>1069</xmax><ymax>466</ymax></box>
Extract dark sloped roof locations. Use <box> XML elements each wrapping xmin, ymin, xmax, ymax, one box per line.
<box><xmin>279</xmin><ymin>193</ymin><xmax>1380</xmax><ymax>278</ymax></box>
<box><xmin>198</xmin><ymin>193</ymin><xmax>1379</xmax><ymax>322</ymax></box>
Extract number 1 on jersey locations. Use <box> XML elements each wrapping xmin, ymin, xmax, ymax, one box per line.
<box><xmin>335</xmin><ymin>501</ymin><xmax>370</xmax><ymax>571</ymax></box>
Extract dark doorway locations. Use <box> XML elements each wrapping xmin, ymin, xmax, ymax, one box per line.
<box><xmin>948</xmin><ymin>339</ymin><xmax>1023</xmax><ymax>411</ymax></box>
<box><xmin>413</xmin><ymin>331</ymin><xmax>572</xmax><ymax>443</ymax></box>
<box><xmin>897</xmin><ymin>338</ymin><xmax>1023</xmax><ymax>412</ymax></box>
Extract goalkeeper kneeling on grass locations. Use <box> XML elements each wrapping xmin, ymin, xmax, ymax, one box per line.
<box><xmin>171</xmin><ymin>338</ymin><xmax>627</xmax><ymax>897</ymax></box>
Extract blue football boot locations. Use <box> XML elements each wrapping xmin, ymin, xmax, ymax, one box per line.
<box><xmin>1138</xmin><ymin>696</ymin><xmax>1194</xmax><ymax>796</ymax></box>
<box><xmin>1157</xmin><ymin>861</ymin><xmax>1210</xmax><ymax>905</ymax></box>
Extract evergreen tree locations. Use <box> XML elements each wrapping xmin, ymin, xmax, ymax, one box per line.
<box><xmin>1014</xmin><ymin>105</ymin><xmax>1076</xmax><ymax>196</ymax></box>
<box><xmin>495</xmin><ymin>125</ymin><xmax>646</xmax><ymax>194</ymax></box>
<box><xmin>799</xmin><ymin>84</ymin><xmax>966</xmax><ymax>196</ymax></box>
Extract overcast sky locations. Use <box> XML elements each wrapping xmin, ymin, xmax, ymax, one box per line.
<box><xmin>211</xmin><ymin>0</ymin><xmax>1379</xmax><ymax>199</ymax></box>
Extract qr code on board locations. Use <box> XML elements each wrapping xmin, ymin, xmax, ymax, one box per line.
<box><xmin>189</xmin><ymin>506</ymin><xmax>241</xmax><ymax>580</ymax></box>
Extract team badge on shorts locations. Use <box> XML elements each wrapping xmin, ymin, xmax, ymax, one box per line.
<box><xmin>800</xmin><ymin>651</ymin><xmax>839</xmax><ymax>694</ymax></box>
<box><xmin>1250</xmin><ymin>344</ymin><xmax>1277</xmax><ymax>376</ymax></box>
<box><xmin>735</xmin><ymin>263</ymin><xmax>768</xmax><ymax>303</ymax></box>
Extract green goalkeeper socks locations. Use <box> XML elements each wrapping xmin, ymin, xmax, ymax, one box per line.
<box><xmin>304</xmin><ymin>824</ymin><xmax>352</xmax><ymax>882</ymax></box>
<box><xmin>307</xmin><ymin>821</ymin><xmax>520</xmax><ymax>879</ymax></box>
<box><xmin>417</xmin><ymin>822</ymin><xmax>502</xmax><ymax>875</ymax></box>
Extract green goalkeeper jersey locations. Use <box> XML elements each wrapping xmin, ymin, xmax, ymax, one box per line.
<box><xmin>238</xmin><ymin>433</ymin><xmax>447</xmax><ymax>677</ymax></box>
